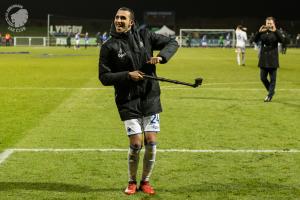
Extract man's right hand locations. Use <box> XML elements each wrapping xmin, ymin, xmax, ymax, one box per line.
<box><xmin>259</xmin><ymin>25</ymin><xmax>268</xmax><ymax>32</ymax></box>
<box><xmin>128</xmin><ymin>70</ymin><xmax>144</xmax><ymax>81</ymax></box>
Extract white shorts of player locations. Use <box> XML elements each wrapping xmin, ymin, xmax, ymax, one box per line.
<box><xmin>236</xmin><ymin>46</ymin><xmax>246</xmax><ymax>53</ymax></box>
<box><xmin>75</xmin><ymin>40</ymin><xmax>80</xmax><ymax>45</ymax></box>
<box><xmin>124</xmin><ymin>114</ymin><xmax>160</xmax><ymax>136</ymax></box>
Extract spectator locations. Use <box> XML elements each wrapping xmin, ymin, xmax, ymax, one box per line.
<box><xmin>186</xmin><ymin>33</ymin><xmax>192</xmax><ymax>47</ymax></box>
<box><xmin>96</xmin><ymin>32</ymin><xmax>102</xmax><ymax>46</ymax></box>
<box><xmin>66</xmin><ymin>32</ymin><xmax>71</xmax><ymax>48</ymax></box>
<box><xmin>225</xmin><ymin>32</ymin><xmax>231</xmax><ymax>48</ymax></box>
<box><xmin>101</xmin><ymin>32</ymin><xmax>108</xmax><ymax>43</ymax></box>
<box><xmin>296</xmin><ymin>33</ymin><xmax>300</xmax><ymax>48</ymax></box>
<box><xmin>84</xmin><ymin>32</ymin><xmax>89</xmax><ymax>49</ymax></box>
<box><xmin>74</xmin><ymin>32</ymin><xmax>80</xmax><ymax>50</ymax></box>
<box><xmin>218</xmin><ymin>35</ymin><xmax>224</xmax><ymax>47</ymax></box>
<box><xmin>5</xmin><ymin>33</ymin><xmax>11</xmax><ymax>46</ymax></box>
<box><xmin>201</xmin><ymin>35</ymin><xmax>207</xmax><ymax>47</ymax></box>
<box><xmin>278</xmin><ymin>28</ymin><xmax>289</xmax><ymax>54</ymax></box>
<box><xmin>249</xmin><ymin>33</ymin><xmax>255</xmax><ymax>48</ymax></box>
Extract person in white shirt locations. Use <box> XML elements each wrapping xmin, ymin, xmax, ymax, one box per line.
<box><xmin>74</xmin><ymin>32</ymin><xmax>81</xmax><ymax>50</ymax></box>
<box><xmin>235</xmin><ymin>25</ymin><xmax>248</xmax><ymax>66</ymax></box>
<box><xmin>84</xmin><ymin>32</ymin><xmax>89</xmax><ymax>49</ymax></box>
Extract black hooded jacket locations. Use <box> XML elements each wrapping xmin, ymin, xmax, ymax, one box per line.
<box><xmin>99</xmin><ymin>24</ymin><xmax>178</xmax><ymax>121</ymax></box>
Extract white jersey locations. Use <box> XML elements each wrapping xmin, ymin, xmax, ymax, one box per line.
<box><xmin>235</xmin><ymin>30</ymin><xmax>247</xmax><ymax>48</ymax></box>
<box><xmin>75</xmin><ymin>33</ymin><xmax>80</xmax><ymax>40</ymax></box>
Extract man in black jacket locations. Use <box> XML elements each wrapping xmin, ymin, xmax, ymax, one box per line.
<box><xmin>254</xmin><ymin>17</ymin><xmax>285</xmax><ymax>102</ymax></box>
<box><xmin>99</xmin><ymin>7</ymin><xmax>178</xmax><ymax>195</ymax></box>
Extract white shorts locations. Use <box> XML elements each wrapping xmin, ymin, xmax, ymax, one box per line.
<box><xmin>124</xmin><ymin>114</ymin><xmax>160</xmax><ymax>136</ymax></box>
<box><xmin>236</xmin><ymin>47</ymin><xmax>245</xmax><ymax>53</ymax></box>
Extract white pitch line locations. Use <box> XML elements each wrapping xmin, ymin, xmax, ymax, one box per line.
<box><xmin>11</xmin><ymin>148</ymin><xmax>128</xmax><ymax>152</ymax></box>
<box><xmin>1</xmin><ymin>148</ymin><xmax>299</xmax><ymax>166</ymax></box>
<box><xmin>160</xmin><ymin>149</ymin><xmax>300</xmax><ymax>153</ymax></box>
<box><xmin>0</xmin><ymin>87</ymin><xmax>106</xmax><ymax>90</ymax></box>
<box><xmin>9</xmin><ymin>148</ymin><xmax>300</xmax><ymax>153</ymax></box>
<box><xmin>0</xmin><ymin>149</ymin><xmax>14</xmax><ymax>164</ymax></box>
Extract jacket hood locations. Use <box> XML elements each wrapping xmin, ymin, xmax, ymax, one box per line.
<box><xmin>108</xmin><ymin>20</ymin><xmax>151</xmax><ymax>69</ymax></box>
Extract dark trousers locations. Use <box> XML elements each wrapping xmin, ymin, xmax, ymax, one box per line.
<box><xmin>260</xmin><ymin>68</ymin><xmax>277</xmax><ymax>97</ymax></box>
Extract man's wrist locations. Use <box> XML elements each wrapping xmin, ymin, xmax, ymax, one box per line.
<box><xmin>127</xmin><ymin>71</ymin><xmax>132</xmax><ymax>79</ymax></box>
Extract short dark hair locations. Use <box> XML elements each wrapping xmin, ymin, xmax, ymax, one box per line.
<box><xmin>237</xmin><ymin>25</ymin><xmax>243</xmax><ymax>29</ymax></box>
<box><xmin>118</xmin><ymin>7</ymin><xmax>135</xmax><ymax>21</ymax></box>
<box><xmin>266</xmin><ymin>16</ymin><xmax>276</xmax><ymax>22</ymax></box>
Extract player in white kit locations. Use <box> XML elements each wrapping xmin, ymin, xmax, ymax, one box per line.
<box><xmin>235</xmin><ymin>25</ymin><xmax>248</xmax><ymax>66</ymax></box>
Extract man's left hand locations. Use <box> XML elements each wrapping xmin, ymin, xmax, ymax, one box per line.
<box><xmin>147</xmin><ymin>57</ymin><xmax>162</xmax><ymax>64</ymax></box>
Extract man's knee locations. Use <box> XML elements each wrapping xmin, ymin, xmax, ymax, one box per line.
<box><xmin>270</xmin><ymin>75</ymin><xmax>276</xmax><ymax>83</ymax></box>
<box><xmin>130</xmin><ymin>143</ymin><xmax>142</xmax><ymax>151</ymax></box>
<box><xmin>129</xmin><ymin>134</ymin><xmax>142</xmax><ymax>147</ymax></box>
<box><xmin>144</xmin><ymin>132</ymin><xmax>157</xmax><ymax>145</ymax></box>
<box><xmin>260</xmin><ymin>74</ymin><xmax>268</xmax><ymax>82</ymax></box>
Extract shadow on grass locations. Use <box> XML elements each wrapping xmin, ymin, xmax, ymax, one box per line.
<box><xmin>162</xmin><ymin>181</ymin><xmax>300</xmax><ymax>195</ymax></box>
<box><xmin>274</xmin><ymin>100</ymin><xmax>300</xmax><ymax>109</ymax></box>
<box><xmin>0</xmin><ymin>181</ymin><xmax>120</xmax><ymax>193</ymax></box>
<box><xmin>179</xmin><ymin>96</ymin><xmax>300</xmax><ymax>108</ymax></box>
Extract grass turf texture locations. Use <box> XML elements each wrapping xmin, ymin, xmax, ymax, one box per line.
<box><xmin>0</xmin><ymin>47</ymin><xmax>300</xmax><ymax>199</ymax></box>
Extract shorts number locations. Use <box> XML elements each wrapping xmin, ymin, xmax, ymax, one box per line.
<box><xmin>150</xmin><ymin>114</ymin><xmax>159</xmax><ymax>124</ymax></box>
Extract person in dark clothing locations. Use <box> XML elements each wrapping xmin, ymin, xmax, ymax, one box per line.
<box><xmin>95</xmin><ymin>32</ymin><xmax>102</xmax><ymax>47</ymax></box>
<box><xmin>254</xmin><ymin>17</ymin><xmax>285</xmax><ymax>102</ymax></box>
<box><xmin>278</xmin><ymin>28</ymin><xmax>289</xmax><ymax>54</ymax></box>
<box><xmin>296</xmin><ymin>33</ymin><xmax>300</xmax><ymax>48</ymax></box>
<box><xmin>98</xmin><ymin>7</ymin><xmax>178</xmax><ymax>195</ymax></box>
<box><xmin>186</xmin><ymin>33</ymin><xmax>192</xmax><ymax>47</ymax></box>
<box><xmin>5</xmin><ymin>33</ymin><xmax>11</xmax><ymax>46</ymax></box>
<box><xmin>66</xmin><ymin>32</ymin><xmax>71</xmax><ymax>48</ymax></box>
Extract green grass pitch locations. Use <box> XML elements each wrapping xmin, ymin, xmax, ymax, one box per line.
<box><xmin>0</xmin><ymin>46</ymin><xmax>299</xmax><ymax>199</ymax></box>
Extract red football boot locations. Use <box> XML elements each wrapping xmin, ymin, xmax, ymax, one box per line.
<box><xmin>139</xmin><ymin>181</ymin><xmax>155</xmax><ymax>195</ymax></box>
<box><xmin>124</xmin><ymin>182</ymin><xmax>137</xmax><ymax>195</ymax></box>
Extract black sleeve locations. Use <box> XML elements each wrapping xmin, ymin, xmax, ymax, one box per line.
<box><xmin>149</xmin><ymin>32</ymin><xmax>179</xmax><ymax>64</ymax></box>
<box><xmin>253</xmin><ymin>31</ymin><xmax>261</xmax><ymax>43</ymax></box>
<box><xmin>98</xmin><ymin>45</ymin><xmax>130</xmax><ymax>86</ymax></box>
<box><xmin>274</xmin><ymin>30</ymin><xmax>285</xmax><ymax>44</ymax></box>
